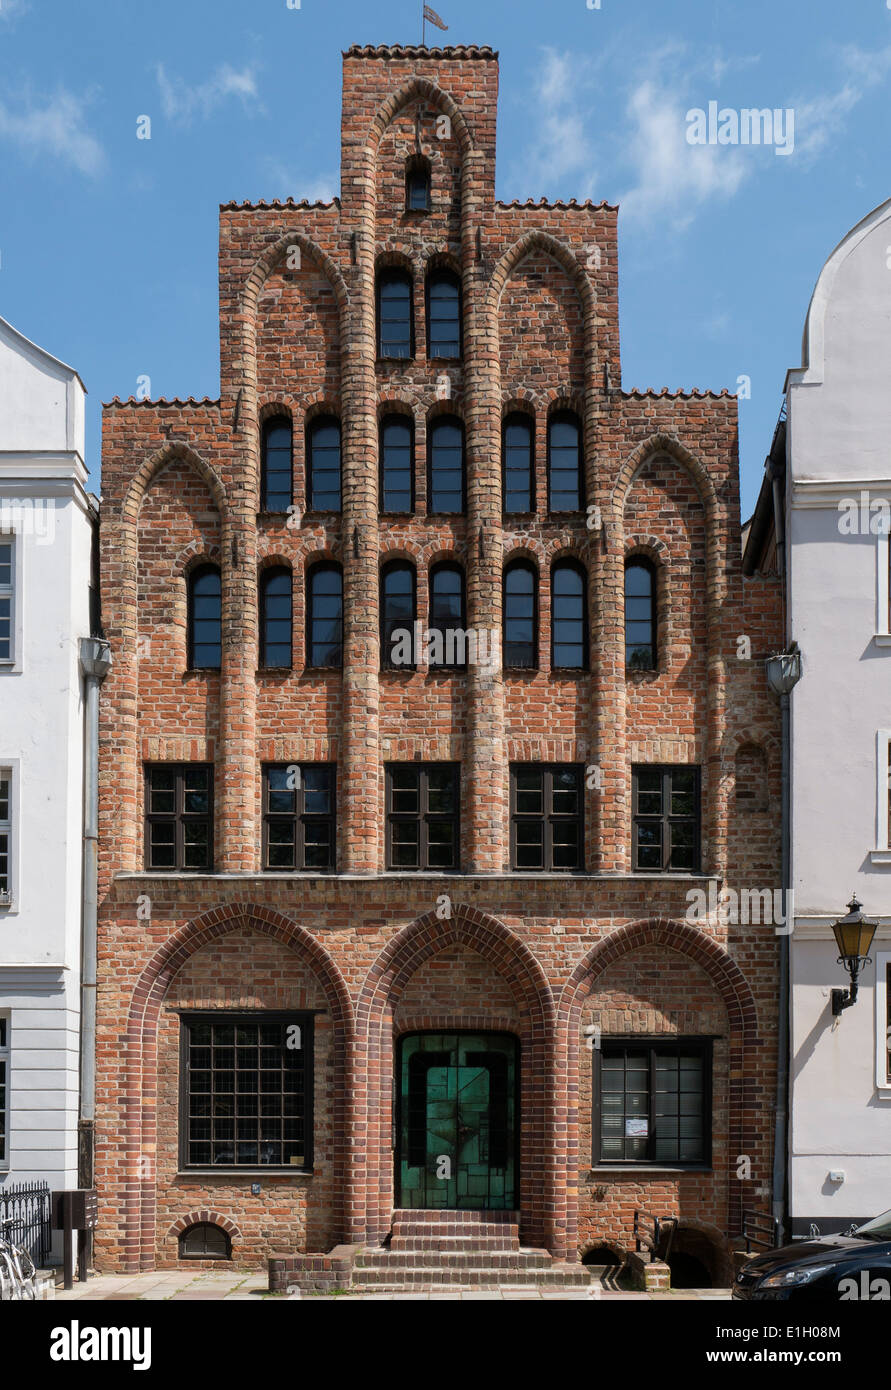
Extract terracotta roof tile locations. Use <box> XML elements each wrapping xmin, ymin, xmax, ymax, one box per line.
<box><xmin>343</xmin><ymin>44</ymin><xmax>498</xmax><ymax>60</ymax></box>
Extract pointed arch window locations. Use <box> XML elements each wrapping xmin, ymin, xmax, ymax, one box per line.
<box><xmin>503</xmin><ymin>561</ymin><xmax>538</xmax><ymax>670</ymax></box>
<box><xmin>551</xmin><ymin>561</ymin><xmax>587</xmax><ymax>670</ymax></box>
<box><xmin>625</xmin><ymin>558</ymin><xmax>656</xmax><ymax>671</ymax></box>
<box><xmin>547</xmin><ymin>412</ymin><xmax>582</xmax><ymax>513</ymax></box>
<box><xmin>261</xmin><ymin>417</ymin><xmax>292</xmax><ymax>512</ymax></box>
<box><xmin>188</xmin><ymin>565</ymin><xmax>221</xmax><ymax>670</ymax></box>
<box><xmin>260</xmin><ymin>567</ymin><xmax>292</xmax><ymax>669</ymax></box>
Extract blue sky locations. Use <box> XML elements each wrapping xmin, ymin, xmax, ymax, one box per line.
<box><xmin>1</xmin><ymin>0</ymin><xmax>890</xmax><ymax>518</ymax></box>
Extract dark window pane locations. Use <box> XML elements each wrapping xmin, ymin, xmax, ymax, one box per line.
<box><xmin>625</xmin><ymin>562</ymin><xmax>655</xmax><ymax>669</ymax></box>
<box><xmin>189</xmin><ymin>568</ymin><xmax>221</xmax><ymax>669</ymax></box>
<box><xmin>552</xmin><ymin>564</ymin><xmax>586</xmax><ymax>669</ymax></box>
<box><xmin>504</xmin><ymin>563</ymin><xmax>537</xmax><ymax>668</ymax></box>
<box><xmin>308</xmin><ymin>567</ymin><xmax>342</xmax><ymax>667</ymax></box>
<box><xmin>428</xmin><ymin>275</ymin><xmax>461</xmax><ymax>358</ymax></box>
<box><xmin>381</xmin><ymin>564</ymin><xmax>416</xmax><ymax>666</ymax></box>
<box><xmin>262</xmin><ymin>419</ymin><xmax>292</xmax><ymax>512</ymax></box>
<box><xmin>378</xmin><ymin>273</ymin><xmax>413</xmax><ymax>358</ymax></box>
<box><xmin>308</xmin><ymin>419</ymin><xmax>341</xmax><ymax>512</ymax></box>
<box><xmin>429</xmin><ymin>418</ymin><xmax>464</xmax><ymax>513</ymax></box>
<box><xmin>548</xmin><ymin>415</ymin><xmax>581</xmax><ymax>511</ymax></box>
<box><xmin>504</xmin><ymin>416</ymin><xmax>533</xmax><ymax>513</ymax></box>
<box><xmin>381</xmin><ymin>417</ymin><xmax>413</xmax><ymax>513</ymax></box>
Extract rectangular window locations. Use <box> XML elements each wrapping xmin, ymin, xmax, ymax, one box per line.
<box><xmin>0</xmin><ymin>1016</ymin><xmax>8</xmax><ymax>1168</ymax></box>
<box><xmin>386</xmin><ymin>763</ymin><xmax>459</xmax><ymax>871</ymax></box>
<box><xmin>510</xmin><ymin>764</ymin><xmax>584</xmax><ymax>871</ymax></box>
<box><xmin>180</xmin><ymin>1013</ymin><xmax>313</xmax><ymax>1172</ymax></box>
<box><xmin>876</xmin><ymin>953</ymin><xmax>891</xmax><ymax>1091</ymax></box>
<box><xmin>144</xmin><ymin>764</ymin><xmax>214</xmax><ymax>871</ymax></box>
<box><xmin>0</xmin><ymin>770</ymin><xmax>10</xmax><ymax>897</ymax></box>
<box><xmin>262</xmin><ymin>764</ymin><xmax>335</xmax><ymax>872</ymax></box>
<box><xmin>632</xmin><ymin>765</ymin><xmax>700</xmax><ymax>872</ymax></box>
<box><xmin>594</xmin><ymin>1039</ymin><xmax>712</xmax><ymax>1166</ymax></box>
<box><xmin>0</xmin><ymin>538</ymin><xmax>13</xmax><ymax>663</ymax></box>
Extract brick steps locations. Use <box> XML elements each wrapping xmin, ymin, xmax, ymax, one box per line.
<box><xmin>348</xmin><ymin>1211</ymin><xmax>591</xmax><ymax>1291</ymax></box>
<box><xmin>355</xmin><ymin>1248</ymin><xmax>554</xmax><ymax>1270</ymax></box>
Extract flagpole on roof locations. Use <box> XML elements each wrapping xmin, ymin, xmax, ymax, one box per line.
<box><xmin>421</xmin><ymin>0</ymin><xmax>426</xmax><ymax>45</ymax></box>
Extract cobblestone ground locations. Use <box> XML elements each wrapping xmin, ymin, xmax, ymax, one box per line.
<box><xmin>51</xmin><ymin>1272</ymin><xmax>731</xmax><ymax>1301</ymax></box>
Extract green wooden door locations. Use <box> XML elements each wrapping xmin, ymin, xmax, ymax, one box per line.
<box><xmin>397</xmin><ymin>1033</ymin><xmax>517</xmax><ymax>1209</ymax></box>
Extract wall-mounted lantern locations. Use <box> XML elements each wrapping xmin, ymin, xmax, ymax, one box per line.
<box><xmin>765</xmin><ymin>649</ymin><xmax>802</xmax><ymax>696</ymax></box>
<box><xmin>830</xmin><ymin>895</ymin><xmax>877</xmax><ymax>1016</ymax></box>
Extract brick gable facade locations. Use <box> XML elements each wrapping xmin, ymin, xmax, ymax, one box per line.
<box><xmin>95</xmin><ymin>44</ymin><xmax>782</xmax><ymax>1277</ymax></box>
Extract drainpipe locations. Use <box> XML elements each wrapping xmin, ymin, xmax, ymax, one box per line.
<box><xmin>78</xmin><ymin>637</ymin><xmax>112</xmax><ymax>1192</ymax></box>
<box><xmin>767</xmin><ymin>458</ymin><xmax>796</xmax><ymax>1243</ymax></box>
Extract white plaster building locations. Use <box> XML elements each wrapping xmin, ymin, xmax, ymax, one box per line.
<box><xmin>746</xmin><ymin>198</ymin><xmax>891</xmax><ymax>1236</ymax></box>
<box><xmin>0</xmin><ymin>314</ymin><xmax>97</xmax><ymax>1208</ymax></box>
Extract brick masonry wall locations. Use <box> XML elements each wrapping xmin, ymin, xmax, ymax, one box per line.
<box><xmin>94</xmin><ymin>44</ymin><xmax>784</xmax><ymax>1273</ymax></box>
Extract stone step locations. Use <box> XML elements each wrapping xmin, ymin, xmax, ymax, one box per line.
<box><xmin>390</xmin><ymin>1234</ymin><xmax>519</xmax><ymax>1252</ymax></box>
<box><xmin>355</xmin><ymin>1248</ymin><xmax>553</xmax><ymax>1270</ymax></box>
<box><xmin>351</xmin><ymin>1266</ymin><xmax>591</xmax><ymax>1289</ymax></box>
<box><xmin>392</xmin><ymin>1221</ymin><xmax>519</xmax><ymax>1242</ymax></box>
<box><xmin>391</xmin><ymin>1209</ymin><xmax>519</xmax><ymax>1223</ymax></box>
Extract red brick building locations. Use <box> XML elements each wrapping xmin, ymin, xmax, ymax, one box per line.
<box><xmin>95</xmin><ymin>44</ymin><xmax>783</xmax><ymax>1287</ymax></box>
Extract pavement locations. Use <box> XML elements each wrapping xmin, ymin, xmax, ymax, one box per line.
<box><xmin>52</xmin><ymin>1270</ymin><xmax>732</xmax><ymax>1301</ymax></box>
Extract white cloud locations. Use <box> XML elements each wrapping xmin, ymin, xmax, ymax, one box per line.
<box><xmin>0</xmin><ymin>0</ymin><xmax>30</xmax><ymax>21</ymax></box>
<box><xmin>0</xmin><ymin>89</ymin><xmax>104</xmax><ymax>175</ymax></box>
<box><xmin>618</xmin><ymin>79</ymin><xmax>749</xmax><ymax>229</ymax></box>
<box><xmin>156</xmin><ymin>62</ymin><xmax>261</xmax><ymax>124</ymax></box>
<box><xmin>515</xmin><ymin>48</ymin><xmax>599</xmax><ymax>200</ymax></box>
<box><xmin>261</xmin><ymin>160</ymin><xmax>338</xmax><ymax>202</ymax></box>
<box><xmin>791</xmin><ymin>44</ymin><xmax>891</xmax><ymax>161</ymax></box>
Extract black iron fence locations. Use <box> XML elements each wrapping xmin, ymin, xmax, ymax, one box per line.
<box><xmin>0</xmin><ymin>1181</ymin><xmax>52</xmax><ymax>1265</ymax></box>
<box><xmin>742</xmin><ymin>1208</ymin><xmax>781</xmax><ymax>1254</ymax></box>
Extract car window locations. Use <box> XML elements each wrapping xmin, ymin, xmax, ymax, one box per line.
<box><xmin>853</xmin><ymin>1210</ymin><xmax>891</xmax><ymax>1239</ymax></box>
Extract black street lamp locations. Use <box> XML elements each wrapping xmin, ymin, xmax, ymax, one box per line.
<box><xmin>830</xmin><ymin>895</ymin><xmax>878</xmax><ymax>1017</ymax></box>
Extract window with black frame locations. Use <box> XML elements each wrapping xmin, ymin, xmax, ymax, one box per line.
<box><xmin>594</xmin><ymin>1040</ymin><xmax>711</xmax><ymax>1166</ymax></box>
<box><xmin>547</xmin><ymin>412</ymin><xmax>582</xmax><ymax>512</ymax></box>
<box><xmin>625</xmin><ymin>559</ymin><xmax>656</xmax><ymax>670</ymax></box>
<box><xmin>145</xmin><ymin>764</ymin><xmax>214</xmax><ymax>871</ymax></box>
<box><xmin>261</xmin><ymin>417</ymin><xmax>292</xmax><ymax>512</ymax></box>
<box><xmin>510</xmin><ymin>764</ymin><xmax>583</xmax><ymax>871</ymax></box>
<box><xmin>503</xmin><ymin>561</ymin><xmax>538</xmax><ymax>669</ymax></box>
<box><xmin>262</xmin><ymin>764</ymin><xmax>335</xmax><ymax>871</ymax></box>
<box><xmin>426</xmin><ymin>271</ymin><xmax>461</xmax><ymax>359</ymax></box>
<box><xmin>386</xmin><ymin>763</ymin><xmax>459</xmax><ymax>871</ymax></box>
<box><xmin>503</xmin><ymin>414</ymin><xmax>534</xmax><ymax>514</ymax></box>
<box><xmin>180</xmin><ymin>1013</ymin><xmax>313</xmax><ymax>1171</ymax></box>
<box><xmin>306</xmin><ymin>564</ymin><xmax>343</xmax><ymax>668</ymax></box>
<box><xmin>188</xmin><ymin>565</ymin><xmax>222</xmax><ymax>670</ymax></box>
<box><xmin>405</xmin><ymin>155</ymin><xmax>431</xmax><ymax>212</ymax></box>
<box><xmin>259</xmin><ymin>567</ymin><xmax>292</xmax><ymax>668</ymax></box>
<box><xmin>377</xmin><ymin>270</ymin><xmax>413</xmax><ymax>359</ymax></box>
<box><xmin>307</xmin><ymin>417</ymin><xmax>342</xmax><ymax>513</ymax></box>
<box><xmin>380</xmin><ymin>562</ymin><xmax>417</xmax><ymax>668</ymax></box>
<box><xmin>632</xmin><ymin>765</ymin><xmax>700</xmax><ymax>872</ymax></box>
<box><xmin>428</xmin><ymin>563</ymin><xmax>466</xmax><ymax>669</ymax></box>
<box><xmin>380</xmin><ymin>416</ymin><xmax>414</xmax><ymax>514</ymax></box>
<box><xmin>428</xmin><ymin>416</ymin><xmax>465</xmax><ymax>513</ymax></box>
<box><xmin>551</xmin><ymin>561</ymin><xmax>587</xmax><ymax>670</ymax></box>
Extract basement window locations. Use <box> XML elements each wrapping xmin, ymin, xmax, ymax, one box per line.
<box><xmin>179</xmin><ymin>1223</ymin><xmax>231</xmax><ymax>1260</ymax></box>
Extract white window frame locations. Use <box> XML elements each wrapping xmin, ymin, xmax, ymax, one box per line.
<box><xmin>870</xmin><ymin>731</ymin><xmax>891</xmax><ymax>865</ymax></box>
<box><xmin>0</xmin><ymin>532</ymin><xmax>16</xmax><ymax>667</ymax></box>
<box><xmin>876</xmin><ymin>952</ymin><xmax>891</xmax><ymax>1095</ymax></box>
<box><xmin>0</xmin><ymin>1014</ymin><xmax>9</xmax><ymax>1170</ymax></box>
<box><xmin>0</xmin><ymin>762</ymin><xmax>19</xmax><ymax>911</ymax></box>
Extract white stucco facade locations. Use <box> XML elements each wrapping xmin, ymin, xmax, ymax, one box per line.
<box><xmin>786</xmin><ymin>198</ymin><xmax>891</xmax><ymax>1235</ymax></box>
<box><xmin>0</xmin><ymin>314</ymin><xmax>94</xmax><ymax>1204</ymax></box>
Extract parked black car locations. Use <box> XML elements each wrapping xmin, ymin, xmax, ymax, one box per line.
<box><xmin>733</xmin><ymin>1209</ymin><xmax>891</xmax><ymax>1300</ymax></box>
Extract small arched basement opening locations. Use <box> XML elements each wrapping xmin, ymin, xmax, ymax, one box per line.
<box><xmin>665</xmin><ymin>1222</ymin><xmax>731</xmax><ymax>1289</ymax></box>
<box><xmin>178</xmin><ymin>1222</ymin><xmax>232</xmax><ymax>1261</ymax></box>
